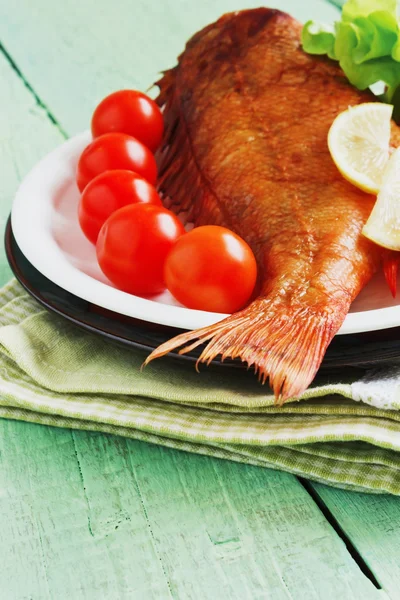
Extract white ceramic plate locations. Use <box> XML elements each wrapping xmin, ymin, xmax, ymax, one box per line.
<box><xmin>11</xmin><ymin>131</ymin><xmax>400</xmax><ymax>336</ymax></box>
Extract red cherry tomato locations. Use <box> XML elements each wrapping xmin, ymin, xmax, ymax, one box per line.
<box><xmin>97</xmin><ymin>204</ymin><xmax>185</xmax><ymax>296</ymax></box>
<box><xmin>76</xmin><ymin>133</ymin><xmax>157</xmax><ymax>192</ymax></box>
<box><xmin>164</xmin><ymin>225</ymin><xmax>257</xmax><ymax>313</ymax></box>
<box><xmin>78</xmin><ymin>170</ymin><xmax>162</xmax><ymax>244</ymax></box>
<box><xmin>91</xmin><ymin>90</ymin><xmax>164</xmax><ymax>152</ymax></box>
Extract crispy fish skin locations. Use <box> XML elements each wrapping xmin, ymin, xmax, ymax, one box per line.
<box><xmin>145</xmin><ymin>8</ymin><xmax>395</xmax><ymax>400</ymax></box>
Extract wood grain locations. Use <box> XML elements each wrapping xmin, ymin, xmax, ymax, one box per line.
<box><xmin>313</xmin><ymin>484</ymin><xmax>400</xmax><ymax>599</ymax></box>
<box><xmin>0</xmin><ymin>0</ymin><xmax>338</xmax><ymax>136</ymax></box>
<box><xmin>122</xmin><ymin>438</ymin><xmax>383</xmax><ymax>600</ymax></box>
<box><xmin>0</xmin><ymin>418</ymin><xmax>383</xmax><ymax>600</ymax></box>
<box><xmin>0</xmin><ymin>421</ymin><xmax>173</xmax><ymax>599</ymax></box>
<box><xmin>0</xmin><ymin>47</ymin><xmax>63</xmax><ymax>287</ymax></box>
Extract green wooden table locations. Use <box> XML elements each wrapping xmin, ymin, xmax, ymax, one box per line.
<box><xmin>1</xmin><ymin>1</ymin><xmax>400</xmax><ymax>598</ymax></box>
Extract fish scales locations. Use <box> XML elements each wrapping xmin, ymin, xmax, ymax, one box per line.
<box><xmin>146</xmin><ymin>7</ymin><xmax>398</xmax><ymax>401</ymax></box>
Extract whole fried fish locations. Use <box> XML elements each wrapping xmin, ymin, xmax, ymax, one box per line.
<box><xmin>145</xmin><ymin>8</ymin><xmax>399</xmax><ymax>401</ymax></box>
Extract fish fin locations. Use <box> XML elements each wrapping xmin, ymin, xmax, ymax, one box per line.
<box><xmin>143</xmin><ymin>300</ymin><xmax>339</xmax><ymax>403</ymax></box>
<box><xmin>383</xmin><ymin>252</ymin><xmax>399</xmax><ymax>298</ymax></box>
<box><xmin>154</xmin><ymin>68</ymin><xmax>230</xmax><ymax>228</ymax></box>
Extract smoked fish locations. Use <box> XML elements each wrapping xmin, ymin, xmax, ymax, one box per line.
<box><xmin>145</xmin><ymin>8</ymin><xmax>399</xmax><ymax>400</ymax></box>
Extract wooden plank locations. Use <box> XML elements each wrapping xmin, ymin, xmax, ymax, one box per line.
<box><xmin>0</xmin><ymin>0</ymin><xmax>339</xmax><ymax>137</ymax></box>
<box><xmin>121</xmin><ymin>437</ymin><xmax>383</xmax><ymax>600</ymax></box>
<box><xmin>0</xmin><ymin>421</ymin><xmax>173</xmax><ymax>599</ymax></box>
<box><xmin>312</xmin><ymin>484</ymin><xmax>400</xmax><ymax>600</ymax></box>
<box><xmin>1</xmin><ymin>418</ymin><xmax>381</xmax><ymax>600</ymax></box>
<box><xmin>0</xmin><ymin>47</ymin><xmax>63</xmax><ymax>286</ymax></box>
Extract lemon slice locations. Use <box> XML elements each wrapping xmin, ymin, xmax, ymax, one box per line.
<box><xmin>328</xmin><ymin>102</ymin><xmax>393</xmax><ymax>194</ymax></box>
<box><xmin>362</xmin><ymin>147</ymin><xmax>400</xmax><ymax>250</ymax></box>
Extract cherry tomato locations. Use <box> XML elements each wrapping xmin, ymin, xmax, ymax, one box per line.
<box><xmin>91</xmin><ymin>90</ymin><xmax>164</xmax><ymax>152</ymax></box>
<box><xmin>76</xmin><ymin>133</ymin><xmax>157</xmax><ymax>192</ymax></box>
<box><xmin>78</xmin><ymin>170</ymin><xmax>162</xmax><ymax>244</ymax></box>
<box><xmin>97</xmin><ymin>204</ymin><xmax>185</xmax><ymax>296</ymax></box>
<box><xmin>164</xmin><ymin>225</ymin><xmax>257</xmax><ymax>313</ymax></box>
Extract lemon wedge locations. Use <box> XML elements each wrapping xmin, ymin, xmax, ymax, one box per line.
<box><xmin>362</xmin><ymin>147</ymin><xmax>400</xmax><ymax>250</ymax></box>
<box><xmin>328</xmin><ymin>102</ymin><xmax>393</xmax><ymax>194</ymax></box>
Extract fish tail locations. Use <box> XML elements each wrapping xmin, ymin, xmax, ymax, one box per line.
<box><xmin>143</xmin><ymin>299</ymin><xmax>341</xmax><ymax>402</ymax></box>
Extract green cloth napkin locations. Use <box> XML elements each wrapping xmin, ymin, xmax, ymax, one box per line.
<box><xmin>2</xmin><ymin>279</ymin><xmax>400</xmax><ymax>494</ymax></box>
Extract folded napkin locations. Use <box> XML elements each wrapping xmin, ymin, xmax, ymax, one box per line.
<box><xmin>2</xmin><ymin>279</ymin><xmax>400</xmax><ymax>494</ymax></box>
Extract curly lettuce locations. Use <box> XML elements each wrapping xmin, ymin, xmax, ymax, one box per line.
<box><xmin>302</xmin><ymin>0</ymin><xmax>400</xmax><ymax>103</ymax></box>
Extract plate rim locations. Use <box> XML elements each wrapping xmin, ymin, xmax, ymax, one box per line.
<box><xmin>10</xmin><ymin>130</ymin><xmax>400</xmax><ymax>336</ymax></box>
<box><xmin>4</xmin><ymin>218</ymin><xmax>261</xmax><ymax>370</ymax></box>
<box><xmin>8</xmin><ymin>216</ymin><xmax>400</xmax><ymax>372</ymax></box>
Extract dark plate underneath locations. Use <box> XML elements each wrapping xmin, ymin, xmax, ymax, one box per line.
<box><xmin>5</xmin><ymin>216</ymin><xmax>400</xmax><ymax>372</ymax></box>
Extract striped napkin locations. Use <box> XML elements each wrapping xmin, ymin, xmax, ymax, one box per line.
<box><xmin>2</xmin><ymin>279</ymin><xmax>400</xmax><ymax>494</ymax></box>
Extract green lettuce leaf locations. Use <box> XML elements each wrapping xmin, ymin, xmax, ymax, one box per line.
<box><xmin>339</xmin><ymin>55</ymin><xmax>400</xmax><ymax>90</ymax></box>
<box><xmin>333</xmin><ymin>20</ymin><xmax>359</xmax><ymax>63</ymax></box>
<box><xmin>301</xmin><ymin>0</ymin><xmax>400</xmax><ymax>107</ymax></box>
<box><xmin>302</xmin><ymin>21</ymin><xmax>336</xmax><ymax>58</ymax></box>
<box><xmin>342</xmin><ymin>0</ymin><xmax>397</xmax><ymax>21</ymax></box>
<box><xmin>362</xmin><ymin>11</ymin><xmax>398</xmax><ymax>61</ymax></box>
<box><xmin>335</xmin><ymin>12</ymin><xmax>398</xmax><ymax>66</ymax></box>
